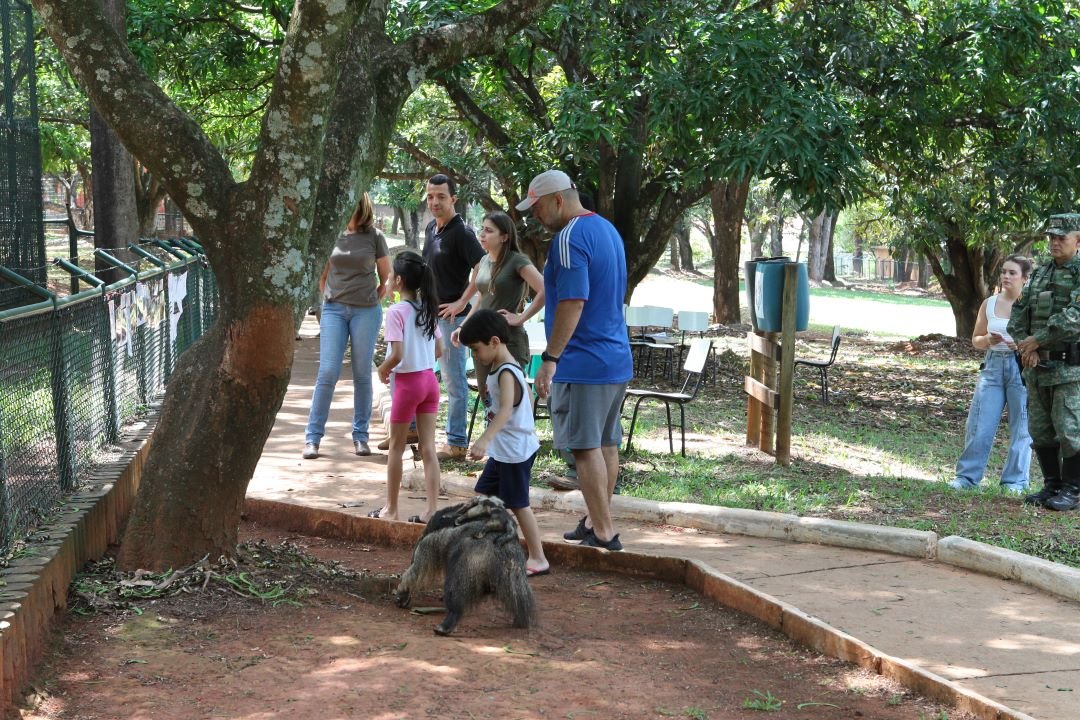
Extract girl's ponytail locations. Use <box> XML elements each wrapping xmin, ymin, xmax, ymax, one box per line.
<box><xmin>393</xmin><ymin>251</ymin><xmax>438</xmax><ymax>339</ymax></box>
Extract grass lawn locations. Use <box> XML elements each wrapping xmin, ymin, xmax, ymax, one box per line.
<box><xmin>451</xmin><ymin>323</ymin><xmax>1080</xmax><ymax>569</ymax></box>
<box><xmin>430</xmin><ymin>263</ymin><xmax>1079</xmax><ymax>568</ymax></box>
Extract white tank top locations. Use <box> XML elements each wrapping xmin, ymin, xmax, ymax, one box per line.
<box><xmin>484</xmin><ymin>362</ymin><xmax>540</xmax><ymax>464</ymax></box>
<box><xmin>986</xmin><ymin>295</ymin><xmax>1013</xmax><ymax>352</ymax></box>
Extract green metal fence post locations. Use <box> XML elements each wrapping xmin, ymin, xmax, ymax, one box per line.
<box><xmin>0</xmin><ymin>405</ymin><xmax>11</xmax><ymax>549</ymax></box>
<box><xmin>162</xmin><ymin>271</ymin><xmax>173</xmax><ymax>381</ymax></box>
<box><xmin>48</xmin><ymin>313</ymin><xmax>77</xmax><ymax>492</ymax></box>
<box><xmin>98</xmin><ymin>295</ymin><xmax>119</xmax><ymax>443</ymax></box>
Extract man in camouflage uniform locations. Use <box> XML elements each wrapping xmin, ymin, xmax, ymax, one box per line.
<box><xmin>1009</xmin><ymin>213</ymin><xmax>1080</xmax><ymax>511</ymax></box>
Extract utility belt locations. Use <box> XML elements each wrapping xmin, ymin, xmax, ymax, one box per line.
<box><xmin>1037</xmin><ymin>343</ymin><xmax>1080</xmax><ymax>366</ymax></box>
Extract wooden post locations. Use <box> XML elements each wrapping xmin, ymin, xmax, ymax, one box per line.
<box><xmin>746</xmin><ymin>332</ymin><xmax>762</xmax><ymax>446</ymax></box>
<box><xmin>775</xmin><ymin>263</ymin><xmax>798</xmax><ymax>465</ymax></box>
<box><xmin>744</xmin><ymin>263</ymin><xmax>798</xmax><ymax>464</ymax></box>
<box><xmin>745</xmin><ymin>331</ymin><xmax>778</xmax><ymax>454</ymax></box>
<box><xmin>759</xmin><ymin>331</ymin><xmax>777</xmax><ymax>454</ymax></box>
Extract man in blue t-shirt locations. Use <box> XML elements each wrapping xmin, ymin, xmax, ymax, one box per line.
<box><xmin>517</xmin><ymin>170</ymin><xmax>633</xmax><ymax>551</ymax></box>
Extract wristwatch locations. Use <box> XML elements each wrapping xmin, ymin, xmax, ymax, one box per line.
<box><xmin>541</xmin><ymin>350</ymin><xmax>560</xmax><ymax>364</ymax></box>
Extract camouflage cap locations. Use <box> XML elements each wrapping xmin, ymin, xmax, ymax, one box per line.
<box><xmin>1044</xmin><ymin>213</ymin><xmax>1080</xmax><ymax>236</ymax></box>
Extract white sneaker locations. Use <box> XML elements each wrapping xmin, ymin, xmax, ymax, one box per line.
<box><xmin>302</xmin><ymin>443</ymin><xmax>319</xmax><ymax>459</ymax></box>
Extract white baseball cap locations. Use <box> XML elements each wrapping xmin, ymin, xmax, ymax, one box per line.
<box><xmin>515</xmin><ymin>170</ymin><xmax>575</xmax><ymax>211</ymax></box>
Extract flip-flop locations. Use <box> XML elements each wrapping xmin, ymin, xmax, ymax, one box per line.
<box><xmin>526</xmin><ymin>567</ymin><xmax>550</xmax><ymax>578</ymax></box>
<box><xmin>408</xmin><ymin>515</ymin><xmax>425</xmax><ymax>524</ymax></box>
<box><xmin>367</xmin><ymin>508</ymin><xmax>383</xmax><ymax>519</ymax></box>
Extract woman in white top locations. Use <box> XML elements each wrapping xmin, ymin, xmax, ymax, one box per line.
<box><xmin>951</xmin><ymin>254</ymin><xmax>1033</xmax><ymax>492</ymax></box>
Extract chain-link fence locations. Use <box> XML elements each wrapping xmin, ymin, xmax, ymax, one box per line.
<box><xmin>833</xmin><ymin>252</ymin><xmax>934</xmax><ymax>284</ymax></box>
<box><xmin>0</xmin><ymin>240</ymin><xmax>217</xmax><ymax>554</ymax></box>
<box><xmin>0</xmin><ymin>1</ymin><xmax>45</xmax><ymax>309</ymax></box>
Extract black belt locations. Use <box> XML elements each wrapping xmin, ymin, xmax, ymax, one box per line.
<box><xmin>1037</xmin><ymin>344</ymin><xmax>1080</xmax><ymax>365</ymax></box>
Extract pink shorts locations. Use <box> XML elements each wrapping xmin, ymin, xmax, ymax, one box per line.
<box><xmin>389</xmin><ymin>369</ymin><xmax>441</xmax><ymax>424</ymax></box>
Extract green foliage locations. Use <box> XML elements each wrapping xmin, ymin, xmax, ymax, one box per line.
<box><xmin>742</xmin><ymin>690</ymin><xmax>782</xmax><ymax>711</ymax></box>
<box><xmin>834</xmin><ymin>199</ymin><xmax>903</xmax><ymax>254</ymax></box>
<box><xmin>824</xmin><ymin>1</ymin><xmax>1080</xmax><ymax>255</ymax></box>
<box><xmin>127</xmin><ymin>0</ymin><xmax>286</xmax><ymax>177</ymax></box>
<box><xmin>35</xmin><ymin>30</ymin><xmax>89</xmax><ymax>174</ymax></box>
<box><xmin>36</xmin><ymin>0</ymin><xmax>286</xmax><ymax>179</ymax></box>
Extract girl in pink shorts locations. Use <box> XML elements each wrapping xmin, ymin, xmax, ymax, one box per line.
<box><xmin>374</xmin><ymin>252</ymin><xmax>443</xmax><ymax>522</ymax></box>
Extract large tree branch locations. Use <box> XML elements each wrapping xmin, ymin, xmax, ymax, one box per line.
<box><xmin>496</xmin><ymin>53</ymin><xmax>552</xmax><ymax>132</ymax></box>
<box><xmin>408</xmin><ymin>0</ymin><xmax>557</xmax><ymax>74</ymax></box>
<box><xmin>394</xmin><ymin>135</ymin><xmax>471</xmax><ymax>185</ymax></box>
<box><xmin>440</xmin><ymin>78</ymin><xmax>515</xmax><ymax>148</ymax></box>
<box><xmin>243</xmin><ymin>0</ymin><xmax>360</xmax><ymax>224</ymax></box>
<box><xmin>392</xmin><ymin>135</ymin><xmax>502</xmax><ymax>211</ymax></box>
<box><xmin>32</xmin><ymin>0</ymin><xmax>233</xmax><ymax>232</ymax></box>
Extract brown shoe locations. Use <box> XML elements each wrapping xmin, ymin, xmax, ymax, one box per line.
<box><xmin>377</xmin><ymin>430</ymin><xmax>420</xmax><ymax>451</ymax></box>
<box><xmin>436</xmin><ymin>444</ymin><xmax>468</xmax><ymax>461</ymax></box>
<box><xmin>548</xmin><ymin>475</ymin><xmax>580</xmax><ymax>491</ymax></box>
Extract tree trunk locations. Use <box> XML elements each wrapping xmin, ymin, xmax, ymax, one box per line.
<box><xmin>769</xmin><ymin>208</ymin><xmax>784</xmax><ymax>256</ymax></box>
<box><xmin>392</xmin><ymin>207</ymin><xmax>401</xmax><ymax>235</ymax></box>
<box><xmin>806</xmin><ymin>210</ymin><xmax>834</xmax><ymax>282</ymax></box>
<box><xmin>710</xmin><ymin>178</ymin><xmax>750</xmax><ymax>324</ymax></box>
<box><xmin>696</xmin><ymin>216</ymin><xmax>716</xmax><ymax>259</ymax></box>
<box><xmin>38</xmin><ymin>0</ymin><xmax>557</xmax><ymax>571</ymax></box>
<box><xmin>677</xmin><ymin>215</ymin><xmax>694</xmax><ymax>272</ymax></box>
<box><xmin>918</xmin><ymin>254</ymin><xmax>930</xmax><ymax>290</ymax></box>
<box><xmin>406</xmin><ymin>207</ymin><xmax>420</xmax><ymax>249</ymax></box>
<box><xmin>118</xmin><ymin>301</ymin><xmax>295</xmax><ymax>569</ymax></box>
<box><xmin>824</xmin><ymin>215</ymin><xmax>837</xmax><ymax>283</ymax></box>
<box><xmin>88</xmin><ymin>0</ymin><xmax>137</xmax><ymax>285</ymax></box>
<box><xmin>750</xmin><ymin>230</ymin><xmax>765</xmax><ymax>259</ymax></box>
<box><xmin>922</xmin><ymin>225</ymin><xmax>999</xmax><ymax>338</ymax></box>
<box><xmin>669</xmin><ymin>230</ymin><xmax>681</xmax><ymax>272</ymax></box>
<box><xmin>893</xmin><ymin>248</ymin><xmax>909</xmax><ymax>283</ymax></box>
<box><xmin>134</xmin><ymin>163</ymin><xmax>167</xmax><ymax>237</ymax></box>
<box><xmin>77</xmin><ymin>162</ymin><xmax>94</xmax><ymax>229</ymax></box>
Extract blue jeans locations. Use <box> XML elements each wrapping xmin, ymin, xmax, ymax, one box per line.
<box><xmin>306</xmin><ymin>301</ymin><xmax>382</xmax><ymax>444</ymax></box>
<box><xmin>439</xmin><ymin>315</ymin><xmax>468</xmax><ymax>447</ymax></box>
<box><xmin>953</xmin><ymin>351</ymin><xmax>1032</xmax><ymax>489</ymax></box>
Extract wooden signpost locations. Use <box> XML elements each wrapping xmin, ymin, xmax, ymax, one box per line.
<box><xmin>744</xmin><ymin>262</ymin><xmax>798</xmax><ymax>466</ymax></box>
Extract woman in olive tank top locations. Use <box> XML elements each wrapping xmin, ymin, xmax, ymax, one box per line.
<box><xmin>450</xmin><ymin>211</ymin><xmax>545</xmax><ymax>401</ymax></box>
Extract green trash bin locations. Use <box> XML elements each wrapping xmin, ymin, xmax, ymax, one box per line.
<box><xmin>753</xmin><ymin>260</ymin><xmax>809</xmax><ymax>332</ymax></box>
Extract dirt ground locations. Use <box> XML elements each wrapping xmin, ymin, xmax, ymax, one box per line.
<box><xmin>18</xmin><ymin>523</ymin><xmax>970</xmax><ymax>720</ymax></box>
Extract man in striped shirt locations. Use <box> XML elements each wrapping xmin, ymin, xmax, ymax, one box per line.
<box><xmin>517</xmin><ymin>170</ymin><xmax>633</xmax><ymax>551</ymax></box>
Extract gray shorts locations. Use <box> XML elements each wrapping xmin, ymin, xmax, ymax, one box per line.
<box><xmin>550</xmin><ymin>382</ymin><xmax>627</xmax><ymax>450</ymax></box>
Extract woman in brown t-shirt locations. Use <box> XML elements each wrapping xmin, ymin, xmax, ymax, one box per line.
<box><xmin>303</xmin><ymin>193</ymin><xmax>390</xmax><ymax>459</ymax></box>
<box><xmin>450</xmin><ymin>211</ymin><xmax>545</xmax><ymax>402</ymax></box>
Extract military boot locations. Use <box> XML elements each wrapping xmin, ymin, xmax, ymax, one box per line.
<box><xmin>1044</xmin><ymin>454</ymin><xmax>1080</xmax><ymax>512</ymax></box>
<box><xmin>1024</xmin><ymin>446</ymin><xmax>1062</xmax><ymax>506</ymax></box>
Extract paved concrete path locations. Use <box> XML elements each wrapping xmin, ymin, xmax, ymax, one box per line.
<box><xmin>248</xmin><ymin>319</ymin><xmax>1080</xmax><ymax>720</ymax></box>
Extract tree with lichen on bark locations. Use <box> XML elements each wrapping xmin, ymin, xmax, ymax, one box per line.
<box><xmin>32</xmin><ymin>0</ymin><xmax>556</xmax><ymax>571</ymax></box>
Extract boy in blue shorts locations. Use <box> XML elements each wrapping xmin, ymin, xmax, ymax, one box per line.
<box><xmin>460</xmin><ymin>309</ymin><xmax>550</xmax><ymax>576</ymax></box>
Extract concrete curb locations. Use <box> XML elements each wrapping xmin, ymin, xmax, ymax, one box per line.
<box><xmin>441</xmin><ymin>473</ymin><xmax>939</xmax><ymax>559</ymax></box>
<box><xmin>442</xmin><ymin>471</ymin><xmax>1080</xmax><ymax>608</ymax></box>
<box><xmin>683</xmin><ymin>559</ymin><xmax>1036</xmax><ymax>720</ymax></box>
<box><xmin>938</xmin><ymin>536</ymin><xmax>1080</xmax><ymax>604</ymax></box>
